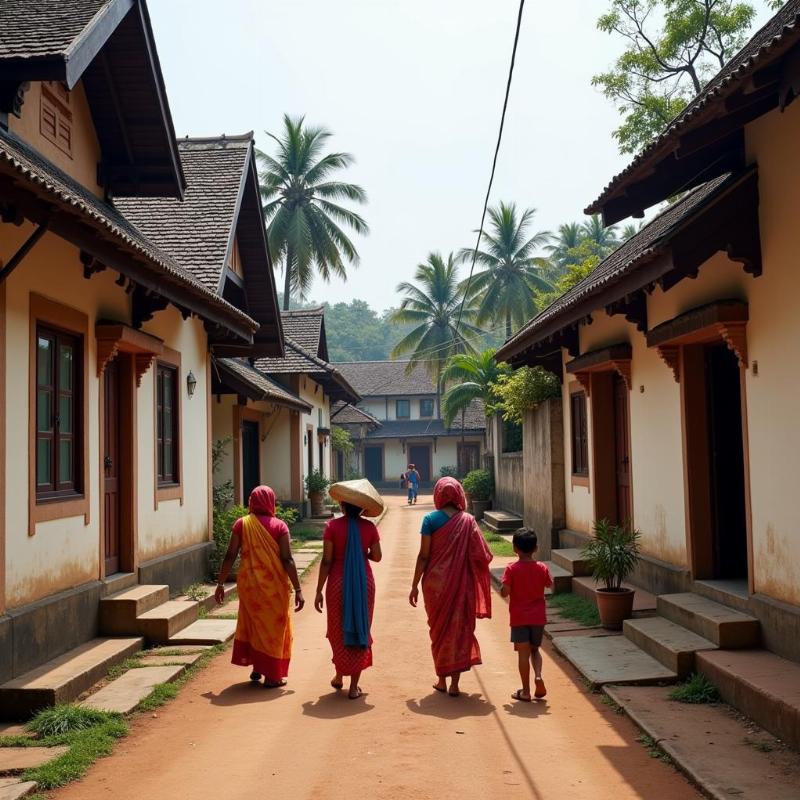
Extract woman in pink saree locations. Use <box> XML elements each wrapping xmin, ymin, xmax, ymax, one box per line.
<box><xmin>409</xmin><ymin>477</ymin><xmax>493</xmax><ymax>696</ymax></box>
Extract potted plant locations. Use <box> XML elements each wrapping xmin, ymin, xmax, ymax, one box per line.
<box><xmin>581</xmin><ymin>519</ymin><xmax>641</xmax><ymax>630</ymax></box>
<box><xmin>462</xmin><ymin>468</ymin><xmax>494</xmax><ymax>521</ymax></box>
<box><xmin>305</xmin><ymin>469</ymin><xmax>330</xmax><ymax>517</ymax></box>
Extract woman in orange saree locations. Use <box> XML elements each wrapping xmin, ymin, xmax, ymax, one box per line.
<box><xmin>215</xmin><ymin>486</ymin><xmax>305</xmax><ymax>687</ymax></box>
<box><xmin>409</xmin><ymin>477</ymin><xmax>493</xmax><ymax>696</ymax></box>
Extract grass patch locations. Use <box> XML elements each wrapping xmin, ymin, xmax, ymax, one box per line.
<box><xmin>27</xmin><ymin>705</ymin><xmax>118</xmax><ymax>738</ymax></box>
<box><xmin>290</xmin><ymin>524</ymin><xmax>324</xmax><ymax>543</ymax></box>
<box><xmin>547</xmin><ymin>592</ymin><xmax>601</xmax><ymax>627</ymax></box>
<box><xmin>636</xmin><ymin>733</ymin><xmax>673</xmax><ymax>764</ymax></box>
<box><xmin>106</xmin><ymin>655</ymin><xmax>144</xmax><ymax>681</ymax></box>
<box><xmin>479</xmin><ymin>525</ymin><xmax>515</xmax><ymax>557</ymax></box>
<box><xmin>600</xmin><ymin>693</ymin><xmax>624</xmax><ymax>714</ymax></box>
<box><xmin>208</xmin><ymin>612</ymin><xmax>238</xmax><ymax>620</ymax></box>
<box><xmin>182</xmin><ymin>583</ymin><xmax>210</xmax><ymax>602</ymax></box>
<box><xmin>744</xmin><ymin>736</ymin><xmax>774</xmax><ymax>753</ymax></box>
<box><xmin>668</xmin><ymin>672</ymin><xmax>720</xmax><ymax>704</ymax></box>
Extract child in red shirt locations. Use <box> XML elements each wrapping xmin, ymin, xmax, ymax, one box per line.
<box><xmin>501</xmin><ymin>528</ymin><xmax>553</xmax><ymax>702</ymax></box>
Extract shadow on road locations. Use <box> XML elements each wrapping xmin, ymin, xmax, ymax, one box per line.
<box><xmin>301</xmin><ymin>692</ymin><xmax>375</xmax><ymax>718</ymax></box>
<box><xmin>405</xmin><ymin>692</ymin><xmax>495</xmax><ymax>719</ymax></box>
<box><xmin>501</xmin><ymin>699</ymin><xmax>550</xmax><ymax>718</ymax></box>
<box><xmin>201</xmin><ymin>682</ymin><xmax>295</xmax><ymax>706</ymax></box>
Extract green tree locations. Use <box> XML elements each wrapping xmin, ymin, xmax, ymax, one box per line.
<box><xmin>493</xmin><ymin>366</ymin><xmax>561</xmax><ymax>425</ymax></box>
<box><xmin>440</xmin><ymin>349</ymin><xmax>510</xmax><ymax>427</ymax></box>
<box><xmin>457</xmin><ymin>202</ymin><xmax>553</xmax><ymax>340</ymax></box>
<box><xmin>324</xmin><ymin>300</ymin><xmax>398</xmax><ymax>361</ymax></box>
<box><xmin>258</xmin><ymin>115</ymin><xmax>368</xmax><ymax>309</ymax></box>
<box><xmin>535</xmin><ymin>241</ymin><xmax>604</xmax><ymax>310</ymax></box>
<box><xmin>547</xmin><ymin>222</ymin><xmax>585</xmax><ymax>270</ymax></box>
<box><xmin>391</xmin><ymin>253</ymin><xmax>483</xmax><ymax>416</ymax></box>
<box><xmin>621</xmin><ymin>220</ymin><xmax>645</xmax><ymax>240</ymax></box>
<box><xmin>593</xmin><ymin>1</ymin><xmax>779</xmax><ymax>154</ymax></box>
<box><xmin>581</xmin><ymin>214</ymin><xmax>619</xmax><ymax>254</ymax></box>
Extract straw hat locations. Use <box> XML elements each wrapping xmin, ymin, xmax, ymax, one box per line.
<box><xmin>329</xmin><ymin>479</ymin><xmax>385</xmax><ymax>518</ymax></box>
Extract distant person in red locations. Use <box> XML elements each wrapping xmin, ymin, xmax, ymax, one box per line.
<box><xmin>501</xmin><ymin>528</ymin><xmax>553</xmax><ymax>702</ymax></box>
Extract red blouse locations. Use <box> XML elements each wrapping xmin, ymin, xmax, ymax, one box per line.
<box><xmin>232</xmin><ymin>513</ymin><xmax>289</xmax><ymax>542</ymax></box>
<box><xmin>323</xmin><ymin>516</ymin><xmax>380</xmax><ymax>562</ymax></box>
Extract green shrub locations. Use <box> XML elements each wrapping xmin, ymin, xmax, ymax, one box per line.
<box><xmin>439</xmin><ymin>465</ymin><xmax>459</xmax><ymax>478</ymax></box>
<box><xmin>305</xmin><ymin>469</ymin><xmax>329</xmax><ymax>494</ymax></box>
<box><xmin>462</xmin><ymin>468</ymin><xmax>494</xmax><ymax>501</ymax></box>
<box><xmin>669</xmin><ymin>673</ymin><xmax>720</xmax><ymax>704</ymax></box>
<box><xmin>210</xmin><ymin>504</ymin><xmax>247</xmax><ymax>578</ymax></box>
<box><xmin>27</xmin><ymin>705</ymin><xmax>120</xmax><ymax>738</ymax></box>
<box><xmin>331</xmin><ymin>426</ymin><xmax>353</xmax><ymax>454</ymax></box>
<box><xmin>492</xmin><ymin>366</ymin><xmax>560</xmax><ymax>425</ymax></box>
<box><xmin>275</xmin><ymin>503</ymin><xmax>299</xmax><ymax>525</ymax></box>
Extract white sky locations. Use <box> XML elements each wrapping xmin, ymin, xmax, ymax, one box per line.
<box><xmin>148</xmin><ymin>0</ymin><xmax>774</xmax><ymax>313</ymax></box>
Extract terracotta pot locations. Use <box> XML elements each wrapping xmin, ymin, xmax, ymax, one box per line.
<box><xmin>471</xmin><ymin>499</ymin><xmax>491</xmax><ymax>521</ymax></box>
<box><xmin>309</xmin><ymin>491</ymin><xmax>326</xmax><ymax>517</ymax></box>
<box><xmin>595</xmin><ymin>587</ymin><xmax>635</xmax><ymax>630</ymax></box>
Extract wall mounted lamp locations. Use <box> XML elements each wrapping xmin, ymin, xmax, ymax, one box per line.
<box><xmin>186</xmin><ymin>370</ymin><xmax>197</xmax><ymax>397</ymax></box>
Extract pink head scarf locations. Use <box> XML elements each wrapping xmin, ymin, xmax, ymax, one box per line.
<box><xmin>433</xmin><ymin>477</ymin><xmax>467</xmax><ymax>512</ymax></box>
<box><xmin>248</xmin><ymin>485</ymin><xmax>276</xmax><ymax>516</ymax></box>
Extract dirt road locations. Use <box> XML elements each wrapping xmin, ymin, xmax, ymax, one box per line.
<box><xmin>57</xmin><ymin>495</ymin><xmax>699</xmax><ymax>800</ymax></box>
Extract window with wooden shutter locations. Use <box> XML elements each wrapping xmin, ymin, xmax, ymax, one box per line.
<box><xmin>570</xmin><ymin>391</ymin><xmax>589</xmax><ymax>477</ymax></box>
<box><xmin>156</xmin><ymin>364</ymin><xmax>179</xmax><ymax>485</ymax></box>
<box><xmin>40</xmin><ymin>82</ymin><xmax>73</xmax><ymax>157</ymax></box>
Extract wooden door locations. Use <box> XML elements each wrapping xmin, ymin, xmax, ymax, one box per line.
<box><xmin>613</xmin><ymin>374</ymin><xmax>632</xmax><ymax>525</ymax></box>
<box><xmin>458</xmin><ymin>443</ymin><xmax>480</xmax><ymax>477</ymax></box>
<box><xmin>364</xmin><ymin>446</ymin><xmax>383</xmax><ymax>483</ymax></box>
<box><xmin>242</xmin><ymin>420</ymin><xmax>260</xmax><ymax>502</ymax></box>
<box><xmin>409</xmin><ymin>445</ymin><xmax>431</xmax><ymax>483</ymax></box>
<box><xmin>103</xmin><ymin>360</ymin><xmax>121</xmax><ymax>574</ymax></box>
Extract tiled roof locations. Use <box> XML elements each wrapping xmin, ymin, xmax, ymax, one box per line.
<box><xmin>346</xmin><ymin>399</ymin><xmax>486</xmax><ymax>440</ymax></box>
<box><xmin>331</xmin><ymin>402</ymin><xmax>382</xmax><ymax>427</ymax></box>
<box><xmin>497</xmin><ymin>174</ymin><xmax>735</xmax><ymax>361</ymax></box>
<box><xmin>0</xmin><ymin>124</ymin><xmax>256</xmax><ymax>335</ymax></box>
<box><xmin>335</xmin><ymin>360</ymin><xmax>436</xmax><ymax>396</ymax></box>
<box><xmin>215</xmin><ymin>358</ymin><xmax>311</xmax><ymax>413</ymax></box>
<box><xmin>587</xmin><ymin>0</ymin><xmax>800</xmax><ymax>215</ymax></box>
<box><xmin>115</xmin><ymin>135</ymin><xmax>252</xmax><ymax>292</ymax></box>
<box><xmin>0</xmin><ymin>0</ymin><xmax>111</xmax><ymax>60</ymax></box>
<box><xmin>281</xmin><ymin>308</ymin><xmax>325</xmax><ymax>357</ymax></box>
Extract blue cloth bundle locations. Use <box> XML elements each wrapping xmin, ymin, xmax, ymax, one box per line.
<box><xmin>342</xmin><ymin>518</ymin><xmax>370</xmax><ymax>648</ymax></box>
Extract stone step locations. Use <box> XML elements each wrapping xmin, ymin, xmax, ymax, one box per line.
<box><xmin>135</xmin><ymin>600</ymin><xmax>199</xmax><ymax>643</ymax></box>
<box><xmin>657</xmin><ymin>593</ymin><xmax>760</xmax><ymax>648</ymax></box>
<box><xmin>482</xmin><ymin>510</ymin><xmax>523</xmax><ymax>532</ymax></box>
<box><xmin>697</xmin><ymin>649</ymin><xmax>800</xmax><ymax>752</ymax></box>
<box><xmin>623</xmin><ymin>616</ymin><xmax>717</xmax><ymax>678</ymax></box>
<box><xmin>81</xmin><ymin>664</ymin><xmax>186</xmax><ymax>714</ymax></box>
<box><xmin>0</xmin><ymin>746</ymin><xmax>68</xmax><ymax>776</ymax></box>
<box><xmin>99</xmin><ymin>585</ymin><xmax>170</xmax><ymax>635</ymax></box>
<box><xmin>553</xmin><ymin>634</ymin><xmax>677</xmax><ymax>686</ymax></box>
<box><xmin>551</xmin><ymin>548</ymin><xmax>592</xmax><ymax>577</ymax></box>
<box><xmin>571</xmin><ymin>576</ymin><xmax>657</xmax><ymax>613</ymax></box>
<box><xmin>0</xmin><ymin>778</ymin><xmax>39</xmax><ymax>800</ymax></box>
<box><xmin>0</xmin><ymin>637</ymin><xmax>143</xmax><ymax>719</ymax></box>
<box><xmin>543</xmin><ymin>561</ymin><xmax>572</xmax><ymax>594</ymax></box>
<box><xmin>168</xmin><ymin>618</ymin><xmax>236</xmax><ymax>646</ymax></box>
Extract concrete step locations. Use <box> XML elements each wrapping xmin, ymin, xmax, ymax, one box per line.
<box><xmin>553</xmin><ymin>634</ymin><xmax>677</xmax><ymax>686</ymax></box>
<box><xmin>623</xmin><ymin>616</ymin><xmax>717</xmax><ymax>678</ymax></box>
<box><xmin>135</xmin><ymin>600</ymin><xmax>199</xmax><ymax>643</ymax></box>
<box><xmin>551</xmin><ymin>548</ymin><xmax>592</xmax><ymax>577</ymax></box>
<box><xmin>657</xmin><ymin>593</ymin><xmax>760</xmax><ymax>648</ymax></box>
<box><xmin>0</xmin><ymin>778</ymin><xmax>39</xmax><ymax>800</ymax></box>
<box><xmin>168</xmin><ymin>618</ymin><xmax>236</xmax><ymax>645</ymax></box>
<box><xmin>543</xmin><ymin>561</ymin><xmax>572</xmax><ymax>594</ymax></box>
<box><xmin>482</xmin><ymin>510</ymin><xmax>523</xmax><ymax>532</ymax></box>
<box><xmin>82</xmin><ymin>664</ymin><xmax>186</xmax><ymax>714</ymax></box>
<box><xmin>558</xmin><ymin>529</ymin><xmax>590</xmax><ymax>550</ymax></box>
<box><xmin>0</xmin><ymin>637</ymin><xmax>143</xmax><ymax>719</ymax></box>
<box><xmin>697</xmin><ymin>649</ymin><xmax>800</xmax><ymax>752</ymax></box>
<box><xmin>99</xmin><ymin>585</ymin><xmax>170</xmax><ymax>635</ymax></box>
<box><xmin>571</xmin><ymin>576</ymin><xmax>657</xmax><ymax>613</ymax></box>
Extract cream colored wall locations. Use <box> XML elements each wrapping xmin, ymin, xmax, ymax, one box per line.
<box><xmin>211</xmin><ymin>395</ymin><xmax>235</xmax><ymax>491</ymax></box>
<box><xmin>561</xmin><ymin>371</ymin><xmax>594</xmax><ymax>535</ymax></box>
<box><xmin>359</xmin><ymin>398</ymin><xmax>387</xmax><ymax>420</ymax></box>
<box><xmin>262</xmin><ymin>407</ymin><xmax>294</xmax><ymax>501</ymax></box>
<box><xmin>376</xmin><ymin>436</ymin><xmax>483</xmax><ymax>484</ymax></box>
<box><xmin>297</xmin><ymin>377</ymin><xmax>331</xmax><ymax>488</ymax></box>
<box><xmin>136</xmin><ymin>311</ymin><xmax>210</xmax><ymax>562</ymax></box>
<box><xmin>9</xmin><ymin>81</ymin><xmax>104</xmax><ymax>196</ymax></box>
<box><xmin>357</xmin><ymin>395</ymin><xmax>435</xmax><ymax>422</ymax></box>
<box><xmin>2</xmin><ymin>229</ymin><xmax>128</xmax><ymax>607</ymax></box>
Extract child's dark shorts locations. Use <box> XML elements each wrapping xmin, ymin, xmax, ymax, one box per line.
<box><xmin>510</xmin><ymin>625</ymin><xmax>545</xmax><ymax>647</ymax></box>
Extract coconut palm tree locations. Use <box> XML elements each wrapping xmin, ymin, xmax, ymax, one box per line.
<box><xmin>441</xmin><ymin>349</ymin><xmax>509</xmax><ymax>428</ymax></box>
<box><xmin>621</xmin><ymin>221</ymin><xmax>645</xmax><ymax>241</ymax></box>
<box><xmin>457</xmin><ymin>202</ymin><xmax>553</xmax><ymax>340</ymax></box>
<box><xmin>547</xmin><ymin>222</ymin><xmax>584</xmax><ymax>269</ymax></box>
<box><xmin>391</xmin><ymin>253</ymin><xmax>483</xmax><ymax>417</ymax></box>
<box><xmin>581</xmin><ymin>214</ymin><xmax>619</xmax><ymax>255</ymax></box>
<box><xmin>257</xmin><ymin>115</ymin><xmax>368</xmax><ymax>310</ymax></box>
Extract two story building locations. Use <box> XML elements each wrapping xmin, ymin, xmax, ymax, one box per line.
<box><xmin>335</xmin><ymin>360</ymin><xmax>486</xmax><ymax>489</ymax></box>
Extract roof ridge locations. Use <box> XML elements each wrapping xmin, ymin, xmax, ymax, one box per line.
<box><xmin>281</xmin><ymin>306</ymin><xmax>326</xmax><ymax>315</ymax></box>
<box><xmin>334</xmin><ymin>359</ymin><xmax>412</xmax><ymax>365</ymax></box>
<box><xmin>179</xmin><ymin>132</ymin><xmax>254</xmax><ymax>147</ymax></box>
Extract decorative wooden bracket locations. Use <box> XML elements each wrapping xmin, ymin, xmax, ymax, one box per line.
<box><xmin>611</xmin><ymin>359</ymin><xmax>632</xmax><ymax>390</ymax></box>
<box><xmin>97</xmin><ymin>340</ymin><xmax>120</xmax><ymax>377</ymax></box>
<box><xmin>574</xmin><ymin>371</ymin><xmax>592</xmax><ymax>396</ymax></box>
<box><xmin>715</xmin><ymin>321</ymin><xmax>748</xmax><ymax>368</ymax></box>
<box><xmin>657</xmin><ymin>345</ymin><xmax>681</xmax><ymax>382</ymax></box>
<box><xmin>80</xmin><ymin>251</ymin><xmax>107</xmax><ymax>280</ymax></box>
<box><xmin>96</xmin><ymin>323</ymin><xmax>164</xmax><ymax>386</ymax></box>
<box><xmin>135</xmin><ymin>353</ymin><xmax>157</xmax><ymax>387</ymax></box>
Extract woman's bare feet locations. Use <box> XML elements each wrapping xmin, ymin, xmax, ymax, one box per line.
<box><xmin>433</xmin><ymin>678</ymin><xmax>447</xmax><ymax>693</ymax></box>
<box><xmin>331</xmin><ymin>674</ymin><xmax>344</xmax><ymax>690</ymax></box>
<box><xmin>348</xmin><ymin>686</ymin><xmax>362</xmax><ymax>699</ymax></box>
<box><xmin>448</xmin><ymin>676</ymin><xmax>461</xmax><ymax>697</ymax></box>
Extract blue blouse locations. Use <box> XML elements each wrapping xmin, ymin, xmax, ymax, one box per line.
<box><xmin>420</xmin><ymin>510</ymin><xmax>453</xmax><ymax>536</ymax></box>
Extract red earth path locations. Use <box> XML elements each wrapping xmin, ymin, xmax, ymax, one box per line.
<box><xmin>56</xmin><ymin>494</ymin><xmax>699</xmax><ymax>800</ymax></box>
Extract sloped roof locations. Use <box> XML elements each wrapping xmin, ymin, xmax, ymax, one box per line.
<box><xmin>281</xmin><ymin>308</ymin><xmax>327</xmax><ymax>359</ymax></box>
<box><xmin>335</xmin><ymin>360</ymin><xmax>436</xmax><ymax>396</ymax></box>
<box><xmin>362</xmin><ymin>400</ymin><xmax>486</xmax><ymax>440</ymax></box>
<box><xmin>116</xmin><ymin>135</ymin><xmax>251</xmax><ymax>291</ymax></box>
<box><xmin>215</xmin><ymin>358</ymin><xmax>311</xmax><ymax>413</ymax></box>
<box><xmin>497</xmin><ymin>173</ymin><xmax>736</xmax><ymax>362</ymax></box>
<box><xmin>331</xmin><ymin>401</ymin><xmax>382</xmax><ymax>427</ymax></box>
<box><xmin>587</xmin><ymin>0</ymin><xmax>800</xmax><ymax>219</ymax></box>
<box><xmin>0</xmin><ymin>124</ymin><xmax>256</xmax><ymax>340</ymax></box>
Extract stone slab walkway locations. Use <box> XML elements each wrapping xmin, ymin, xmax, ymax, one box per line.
<box><xmin>0</xmin><ymin>777</ymin><xmax>38</xmax><ymax>800</ymax></box>
<box><xmin>81</xmin><ymin>665</ymin><xmax>185</xmax><ymax>714</ymax></box>
<box><xmin>139</xmin><ymin>653</ymin><xmax>203</xmax><ymax>667</ymax></box>
<box><xmin>554</xmin><ymin>635</ymin><xmax>677</xmax><ymax>685</ymax></box>
<box><xmin>0</xmin><ymin>746</ymin><xmax>68</xmax><ymax>774</ymax></box>
<box><xmin>168</xmin><ymin>618</ymin><xmax>236</xmax><ymax>645</ymax></box>
<box><xmin>606</xmin><ymin>685</ymin><xmax>800</xmax><ymax>800</ymax></box>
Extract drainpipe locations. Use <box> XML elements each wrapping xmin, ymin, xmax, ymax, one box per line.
<box><xmin>0</xmin><ymin>221</ymin><xmax>49</xmax><ymax>283</ymax></box>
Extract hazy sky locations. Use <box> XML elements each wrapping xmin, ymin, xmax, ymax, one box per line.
<box><xmin>148</xmin><ymin>0</ymin><xmax>772</xmax><ymax>313</ymax></box>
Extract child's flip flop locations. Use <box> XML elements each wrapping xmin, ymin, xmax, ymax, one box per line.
<box><xmin>512</xmin><ymin>689</ymin><xmax>532</xmax><ymax>702</ymax></box>
<box><xmin>534</xmin><ymin>679</ymin><xmax>547</xmax><ymax>699</ymax></box>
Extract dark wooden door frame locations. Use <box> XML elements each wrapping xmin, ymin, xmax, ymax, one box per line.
<box><xmin>457</xmin><ymin>442</ymin><xmax>481</xmax><ymax>477</ymax></box>
<box><xmin>363</xmin><ymin>443</ymin><xmax>384</xmax><ymax>483</ymax></box>
<box><xmin>408</xmin><ymin>443</ymin><xmax>433</xmax><ymax>484</ymax></box>
<box><xmin>99</xmin><ymin>353</ymin><xmax>136</xmax><ymax>578</ymax></box>
<box><xmin>241</xmin><ymin>419</ymin><xmax>260</xmax><ymax>503</ymax></box>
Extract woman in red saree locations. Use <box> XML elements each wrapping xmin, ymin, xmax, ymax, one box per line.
<box><xmin>215</xmin><ymin>486</ymin><xmax>304</xmax><ymax>687</ymax></box>
<box><xmin>409</xmin><ymin>477</ymin><xmax>493</xmax><ymax>696</ymax></box>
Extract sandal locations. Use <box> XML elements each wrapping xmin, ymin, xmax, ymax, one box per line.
<box><xmin>511</xmin><ymin>689</ymin><xmax>532</xmax><ymax>702</ymax></box>
<box><xmin>250</xmin><ymin>671</ymin><xmax>262</xmax><ymax>682</ymax></box>
<box><xmin>263</xmin><ymin>679</ymin><xmax>287</xmax><ymax>689</ymax></box>
<box><xmin>433</xmin><ymin>684</ymin><xmax>447</xmax><ymax>693</ymax></box>
<box><xmin>534</xmin><ymin>678</ymin><xmax>547</xmax><ymax>699</ymax></box>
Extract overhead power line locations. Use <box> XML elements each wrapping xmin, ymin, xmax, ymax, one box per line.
<box><xmin>454</xmin><ymin>0</ymin><xmax>526</xmax><ymax>337</ymax></box>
